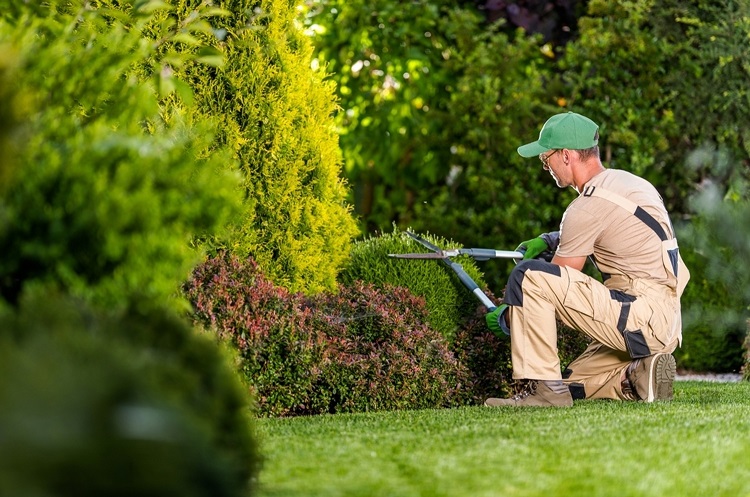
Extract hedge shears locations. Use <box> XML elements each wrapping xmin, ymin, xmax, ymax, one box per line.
<box><xmin>388</xmin><ymin>231</ymin><xmax>522</xmax><ymax>311</ymax></box>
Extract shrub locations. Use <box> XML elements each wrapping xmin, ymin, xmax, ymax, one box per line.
<box><xmin>0</xmin><ymin>292</ymin><xmax>260</xmax><ymax>497</ymax></box>
<box><xmin>338</xmin><ymin>228</ymin><xmax>491</xmax><ymax>341</ymax></box>
<box><xmin>185</xmin><ymin>252</ymin><xmax>471</xmax><ymax>415</ymax></box>
<box><xmin>451</xmin><ymin>306</ymin><xmax>514</xmax><ymax>403</ymax></box>
<box><xmin>309</xmin><ymin>281</ymin><xmax>471</xmax><ymax>412</ymax></box>
<box><xmin>186</xmin><ymin>250</ymin><xmax>592</xmax><ymax>414</ymax></box>
<box><xmin>184</xmin><ymin>251</ymin><xmax>326</xmax><ymax>416</ymax></box>
<box><xmin>0</xmin><ymin>4</ymin><xmax>242</xmax><ymax>310</ymax></box>
<box><xmin>675</xmin><ymin>245</ymin><xmax>746</xmax><ymax>373</ymax></box>
<box><xmin>677</xmin><ymin>147</ymin><xmax>750</xmax><ymax>372</ymax></box>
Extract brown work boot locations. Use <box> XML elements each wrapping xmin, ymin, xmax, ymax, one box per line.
<box><xmin>625</xmin><ymin>353</ymin><xmax>676</xmax><ymax>402</ymax></box>
<box><xmin>484</xmin><ymin>380</ymin><xmax>573</xmax><ymax>408</ymax></box>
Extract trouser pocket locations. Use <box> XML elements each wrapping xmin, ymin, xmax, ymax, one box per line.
<box><xmin>622</xmin><ymin>329</ymin><xmax>651</xmax><ymax>359</ymax></box>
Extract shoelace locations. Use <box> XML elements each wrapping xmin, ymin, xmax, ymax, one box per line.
<box><xmin>510</xmin><ymin>380</ymin><xmax>538</xmax><ymax>400</ymax></box>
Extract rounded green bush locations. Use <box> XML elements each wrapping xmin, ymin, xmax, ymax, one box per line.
<box><xmin>338</xmin><ymin>228</ymin><xmax>493</xmax><ymax>341</ymax></box>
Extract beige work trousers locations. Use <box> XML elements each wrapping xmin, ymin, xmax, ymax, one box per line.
<box><xmin>506</xmin><ymin>261</ymin><xmax>680</xmax><ymax>400</ymax></box>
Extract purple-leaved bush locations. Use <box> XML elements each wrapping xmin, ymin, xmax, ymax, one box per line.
<box><xmin>184</xmin><ymin>252</ymin><xmax>472</xmax><ymax>416</ymax></box>
<box><xmin>184</xmin><ymin>252</ymin><xmax>589</xmax><ymax>416</ymax></box>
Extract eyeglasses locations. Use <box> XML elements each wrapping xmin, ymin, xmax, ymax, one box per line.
<box><xmin>539</xmin><ymin>150</ymin><xmax>559</xmax><ymax>169</ymax></box>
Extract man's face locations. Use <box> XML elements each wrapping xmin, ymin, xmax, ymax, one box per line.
<box><xmin>539</xmin><ymin>149</ymin><xmax>570</xmax><ymax>189</ymax></box>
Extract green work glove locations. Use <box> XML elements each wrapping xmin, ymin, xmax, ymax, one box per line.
<box><xmin>516</xmin><ymin>237</ymin><xmax>549</xmax><ymax>260</ymax></box>
<box><xmin>485</xmin><ymin>304</ymin><xmax>510</xmax><ymax>337</ymax></box>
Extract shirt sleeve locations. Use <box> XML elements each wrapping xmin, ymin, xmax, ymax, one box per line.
<box><xmin>556</xmin><ymin>202</ymin><xmax>603</xmax><ymax>258</ymax></box>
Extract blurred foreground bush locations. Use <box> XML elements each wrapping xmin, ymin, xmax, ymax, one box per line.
<box><xmin>0</xmin><ymin>294</ymin><xmax>259</xmax><ymax>496</ymax></box>
<box><xmin>678</xmin><ymin>147</ymin><xmax>750</xmax><ymax>375</ymax></box>
<box><xmin>0</xmin><ymin>3</ymin><xmax>242</xmax><ymax>311</ymax></box>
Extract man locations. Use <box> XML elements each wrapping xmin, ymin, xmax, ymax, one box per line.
<box><xmin>484</xmin><ymin>112</ymin><xmax>689</xmax><ymax>407</ymax></box>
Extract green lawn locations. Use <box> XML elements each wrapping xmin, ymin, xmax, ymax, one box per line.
<box><xmin>255</xmin><ymin>381</ymin><xmax>750</xmax><ymax>497</ymax></box>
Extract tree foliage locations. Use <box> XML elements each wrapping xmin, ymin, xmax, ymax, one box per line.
<box><xmin>302</xmin><ymin>0</ymin><xmax>463</xmax><ymax>232</ymax></box>
<box><xmin>559</xmin><ymin>0</ymin><xmax>750</xmax><ymax>213</ymax></box>
<box><xmin>307</xmin><ymin>0</ymin><xmax>750</xmax><ymax>369</ymax></box>
<box><xmin>0</xmin><ymin>293</ymin><xmax>260</xmax><ymax>497</ymax></box>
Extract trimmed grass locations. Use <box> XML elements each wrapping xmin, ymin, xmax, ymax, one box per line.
<box><xmin>255</xmin><ymin>381</ymin><xmax>750</xmax><ymax>497</ymax></box>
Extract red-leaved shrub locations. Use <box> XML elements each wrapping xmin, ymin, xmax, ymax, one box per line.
<box><xmin>185</xmin><ymin>252</ymin><xmax>590</xmax><ymax>415</ymax></box>
<box><xmin>307</xmin><ymin>281</ymin><xmax>471</xmax><ymax>412</ymax></box>
<box><xmin>452</xmin><ymin>305</ymin><xmax>515</xmax><ymax>403</ymax></box>
<box><xmin>184</xmin><ymin>252</ymin><xmax>471</xmax><ymax>416</ymax></box>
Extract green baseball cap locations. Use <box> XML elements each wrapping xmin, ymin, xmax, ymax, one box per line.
<box><xmin>517</xmin><ymin>112</ymin><xmax>599</xmax><ymax>158</ymax></box>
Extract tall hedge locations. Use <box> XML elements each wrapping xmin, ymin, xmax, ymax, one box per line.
<box><xmin>109</xmin><ymin>0</ymin><xmax>360</xmax><ymax>294</ymax></box>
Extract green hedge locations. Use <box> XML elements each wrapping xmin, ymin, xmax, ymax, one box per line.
<box><xmin>338</xmin><ymin>227</ymin><xmax>494</xmax><ymax>341</ymax></box>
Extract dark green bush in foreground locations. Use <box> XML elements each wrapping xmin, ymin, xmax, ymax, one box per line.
<box><xmin>0</xmin><ymin>294</ymin><xmax>259</xmax><ymax>497</ymax></box>
<box><xmin>0</xmin><ymin>3</ymin><xmax>242</xmax><ymax>311</ymax></box>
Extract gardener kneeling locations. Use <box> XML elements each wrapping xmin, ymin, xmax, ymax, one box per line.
<box><xmin>485</xmin><ymin>112</ymin><xmax>689</xmax><ymax>407</ymax></box>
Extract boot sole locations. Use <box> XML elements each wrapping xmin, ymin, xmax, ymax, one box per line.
<box><xmin>648</xmin><ymin>353</ymin><xmax>676</xmax><ymax>402</ymax></box>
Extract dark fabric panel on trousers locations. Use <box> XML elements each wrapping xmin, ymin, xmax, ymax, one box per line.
<box><xmin>504</xmin><ymin>259</ymin><xmax>561</xmax><ymax>307</ymax></box>
<box><xmin>622</xmin><ymin>330</ymin><xmax>651</xmax><ymax>359</ymax></box>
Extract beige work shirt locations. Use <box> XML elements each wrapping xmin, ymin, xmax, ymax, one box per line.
<box><xmin>556</xmin><ymin>169</ymin><xmax>675</xmax><ymax>290</ymax></box>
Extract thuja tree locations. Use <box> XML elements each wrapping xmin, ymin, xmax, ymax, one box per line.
<box><xmin>106</xmin><ymin>0</ymin><xmax>360</xmax><ymax>294</ymax></box>
<box><xmin>0</xmin><ymin>3</ymin><xmax>243</xmax><ymax>310</ymax></box>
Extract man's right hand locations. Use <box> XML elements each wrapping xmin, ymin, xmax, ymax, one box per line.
<box><xmin>516</xmin><ymin>237</ymin><xmax>549</xmax><ymax>260</ymax></box>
